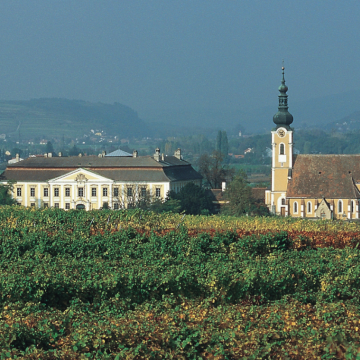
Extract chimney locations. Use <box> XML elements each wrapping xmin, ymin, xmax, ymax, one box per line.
<box><xmin>78</xmin><ymin>153</ymin><xmax>82</xmax><ymax>157</ymax></box>
<box><xmin>16</xmin><ymin>153</ymin><xmax>19</xmax><ymax>162</ymax></box>
<box><xmin>133</xmin><ymin>150</ymin><xmax>138</xmax><ymax>158</ymax></box>
<box><xmin>44</xmin><ymin>153</ymin><xmax>48</xmax><ymax>158</ymax></box>
<box><xmin>48</xmin><ymin>152</ymin><xmax>52</xmax><ymax>158</ymax></box>
<box><xmin>222</xmin><ymin>182</ymin><xmax>226</xmax><ymax>192</ymax></box>
<box><xmin>174</xmin><ymin>148</ymin><xmax>182</xmax><ymax>160</ymax></box>
<box><xmin>58</xmin><ymin>152</ymin><xmax>62</xmax><ymax>157</ymax></box>
<box><xmin>161</xmin><ymin>153</ymin><xmax>164</xmax><ymax>161</ymax></box>
<box><xmin>102</xmin><ymin>150</ymin><xmax>106</xmax><ymax>157</ymax></box>
<box><xmin>154</xmin><ymin>148</ymin><xmax>160</xmax><ymax>162</ymax></box>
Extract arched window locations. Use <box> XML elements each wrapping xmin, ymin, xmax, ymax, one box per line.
<box><xmin>293</xmin><ymin>201</ymin><xmax>298</xmax><ymax>213</ymax></box>
<box><xmin>307</xmin><ymin>201</ymin><xmax>312</xmax><ymax>214</ymax></box>
<box><xmin>338</xmin><ymin>200</ymin><xmax>343</xmax><ymax>213</ymax></box>
<box><xmin>279</xmin><ymin>143</ymin><xmax>285</xmax><ymax>155</ymax></box>
<box><xmin>281</xmin><ymin>198</ymin><xmax>286</xmax><ymax>205</ymax></box>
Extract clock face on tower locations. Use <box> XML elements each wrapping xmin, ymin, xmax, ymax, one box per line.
<box><xmin>277</xmin><ymin>128</ymin><xmax>286</xmax><ymax>138</ymax></box>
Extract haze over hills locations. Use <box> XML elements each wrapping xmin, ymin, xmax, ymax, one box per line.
<box><xmin>142</xmin><ymin>89</ymin><xmax>360</xmax><ymax>135</ymax></box>
<box><xmin>0</xmin><ymin>89</ymin><xmax>360</xmax><ymax>142</ymax></box>
<box><xmin>0</xmin><ymin>98</ymin><xmax>151</xmax><ymax>140</ymax></box>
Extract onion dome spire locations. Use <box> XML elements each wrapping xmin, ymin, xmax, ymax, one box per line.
<box><xmin>273</xmin><ymin>65</ymin><xmax>293</xmax><ymax>127</ymax></box>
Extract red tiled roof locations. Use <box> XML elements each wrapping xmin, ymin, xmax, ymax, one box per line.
<box><xmin>287</xmin><ymin>155</ymin><xmax>360</xmax><ymax>199</ymax></box>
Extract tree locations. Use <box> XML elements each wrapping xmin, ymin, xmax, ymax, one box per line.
<box><xmin>68</xmin><ymin>145</ymin><xmax>81</xmax><ymax>156</ymax></box>
<box><xmin>46</xmin><ymin>141</ymin><xmax>54</xmax><ymax>155</ymax></box>
<box><xmin>197</xmin><ymin>150</ymin><xmax>234</xmax><ymax>189</ymax></box>
<box><xmin>11</xmin><ymin>148</ymin><xmax>22</xmax><ymax>158</ymax></box>
<box><xmin>149</xmin><ymin>197</ymin><xmax>181</xmax><ymax>214</ymax></box>
<box><xmin>168</xmin><ymin>182</ymin><xmax>213</xmax><ymax>215</ymax></box>
<box><xmin>221</xmin><ymin>171</ymin><xmax>252</xmax><ymax>216</ymax></box>
<box><xmin>220</xmin><ymin>131</ymin><xmax>228</xmax><ymax>158</ymax></box>
<box><xmin>0</xmin><ymin>183</ymin><xmax>17</xmax><ymax>205</ymax></box>
<box><xmin>215</xmin><ymin>131</ymin><xmax>228</xmax><ymax>159</ymax></box>
<box><xmin>216</xmin><ymin>130</ymin><xmax>222</xmax><ymax>152</ymax></box>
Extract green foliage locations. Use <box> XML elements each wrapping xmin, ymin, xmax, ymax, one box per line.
<box><xmin>220</xmin><ymin>130</ymin><xmax>228</xmax><ymax>159</ymax></box>
<box><xmin>216</xmin><ymin>130</ymin><xmax>229</xmax><ymax>160</ymax></box>
<box><xmin>0</xmin><ymin>183</ymin><xmax>17</xmax><ymax>205</ymax></box>
<box><xmin>222</xmin><ymin>170</ymin><xmax>252</xmax><ymax>216</ymax></box>
<box><xmin>147</xmin><ymin>197</ymin><xmax>181</xmax><ymax>214</ymax></box>
<box><xmin>169</xmin><ymin>183</ymin><xmax>213</xmax><ymax>215</ymax></box>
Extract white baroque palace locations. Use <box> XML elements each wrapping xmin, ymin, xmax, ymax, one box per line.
<box><xmin>0</xmin><ymin>148</ymin><xmax>202</xmax><ymax>210</ymax></box>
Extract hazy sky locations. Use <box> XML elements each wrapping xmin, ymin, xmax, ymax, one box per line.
<box><xmin>0</xmin><ymin>0</ymin><xmax>359</xmax><ymax>118</ymax></box>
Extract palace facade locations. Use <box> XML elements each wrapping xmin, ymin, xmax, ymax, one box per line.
<box><xmin>0</xmin><ymin>148</ymin><xmax>202</xmax><ymax>210</ymax></box>
<box><xmin>265</xmin><ymin>68</ymin><xmax>360</xmax><ymax>219</ymax></box>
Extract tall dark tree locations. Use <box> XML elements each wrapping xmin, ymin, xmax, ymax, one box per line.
<box><xmin>220</xmin><ymin>131</ymin><xmax>229</xmax><ymax>158</ymax></box>
<box><xmin>46</xmin><ymin>141</ymin><xmax>54</xmax><ymax>155</ymax></box>
<box><xmin>168</xmin><ymin>182</ymin><xmax>213</xmax><ymax>215</ymax></box>
<box><xmin>68</xmin><ymin>145</ymin><xmax>82</xmax><ymax>156</ymax></box>
<box><xmin>216</xmin><ymin>130</ymin><xmax>222</xmax><ymax>152</ymax></box>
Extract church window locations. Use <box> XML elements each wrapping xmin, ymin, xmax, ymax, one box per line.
<box><xmin>281</xmin><ymin>198</ymin><xmax>286</xmax><ymax>205</ymax></box>
<box><xmin>43</xmin><ymin>188</ymin><xmax>48</xmax><ymax>197</ymax></box>
<box><xmin>65</xmin><ymin>187</ymin><xmax>70</xmax><ymax>197</ymax></box>
<box><xmin>103</xmin><ymin>188</ymin><xmax>108</xmax><ymax>197</ymax></box>
<box><xmin>307</xmin><ymin>202</ymin><xmax>312</xmax><ymax>214</ymax></box>
<box><xmin>78</xmin><ymin>187</ymin><xmax>84</xmax><ymax>197</ymax></box>
<box><xmin>54</xmin><ymin>188</ymin><xmax>59</xmax><ymax>197</ymax></box>
<box><xmin>17</xmin><ymin>188</ymin><xmax>21</xmax><ymax>197</ymax></box>
<box><xmin>293</xmin><ymin>201</ymin><xmax>298</xmax><ymax>213</ymax></box>
<box><xmin>30</xmin><ymin>187</ymin><xmax>35</xmax><ymax>197</ymax></box>
<box><xmin>113</xmin><ymin>187</ymin><xmax>119</xmax><ymax>197</ymax></box>
<box><xmin>338</xmin><ymin>200</ymin><xmax>343</xmax><ymax>213</ymax></box>
<box><xmin>92</xmin><ymin>188</ymin><xmax>97</xmax><ymax>197</ymax></box>
<box><xmin>279</xmin><ymin>143</ymin><xmax>285</xmax><ymax>155</ymax></box>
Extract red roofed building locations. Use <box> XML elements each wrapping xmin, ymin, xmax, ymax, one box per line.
<box><xmin>265</xmin><ymin>68</ymin><xmax>359</xmax><ymax>219</ymax></box>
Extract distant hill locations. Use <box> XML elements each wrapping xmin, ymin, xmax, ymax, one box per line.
<box><xmin>142</xmin><ymin>89</ymin><xmax>360</xmax><ymax>135</ymax></box>
<box><xmin>0</xmin><ymin>98</ymin><xmax>151</xmax><ymax>140</ymax></box>
<box><xmin>323</xmin><ymin>111</ymin><xmax>360</xmax><ymax>132</ymax></box>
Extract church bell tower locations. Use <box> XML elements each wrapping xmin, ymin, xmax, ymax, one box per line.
<box><xmin>268</xmin><ymin>66</ymin><xmax>294</xmax><ymax>215</ymax></box>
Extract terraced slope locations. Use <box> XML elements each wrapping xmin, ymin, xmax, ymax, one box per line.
<box><xmin>0</xmin><ymin>98</ymin><xmax>150</xmax><ymax>139</ymax></box>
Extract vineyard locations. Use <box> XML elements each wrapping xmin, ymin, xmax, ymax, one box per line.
<box><xmin>1</xmin><ymin>207</ymin><xmax>360</xmax><ymax>358</ymax></box>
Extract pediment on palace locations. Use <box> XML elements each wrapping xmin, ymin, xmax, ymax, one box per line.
<box><xmin>48</xmin><ymin>168</ymin><xmax>113</xmax><ymax>183</ymax></box>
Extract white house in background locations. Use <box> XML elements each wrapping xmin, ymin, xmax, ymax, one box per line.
<box><xmin>0</xmin><ymin>148</ymin><xmax>202</xmax><ymax>210</ymax></box>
